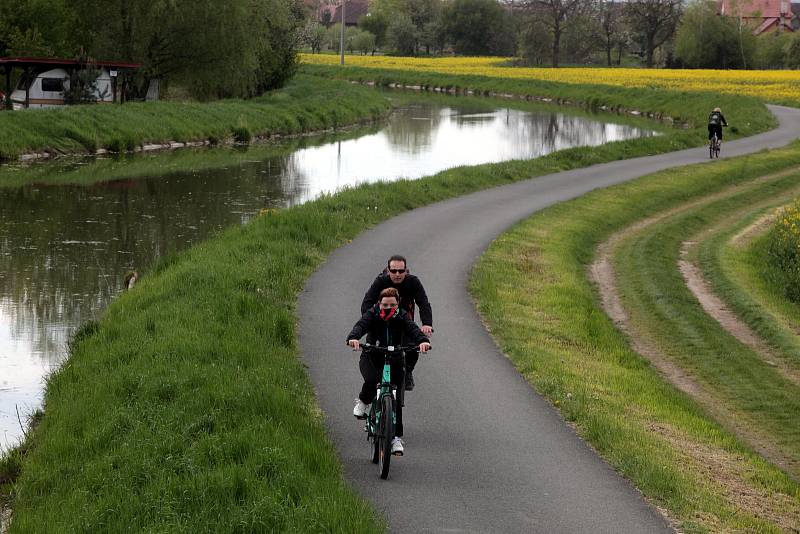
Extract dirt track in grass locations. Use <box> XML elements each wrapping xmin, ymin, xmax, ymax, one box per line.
<box><xmin>589</xmin><ymin>176</ymin><xmax>800</xmax><ymax>487</ymax></box>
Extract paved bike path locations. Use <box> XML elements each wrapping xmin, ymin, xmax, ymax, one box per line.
<box><xmin>299</xmin><ymin>105</ymin><xmax>800</xmax><ymax>533</ymax></box>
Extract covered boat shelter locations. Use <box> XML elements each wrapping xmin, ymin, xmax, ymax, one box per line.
<box><xmin>1</xmin><ymin>57</ymin><xmax>141</xmax><ymax>110</ymax></box>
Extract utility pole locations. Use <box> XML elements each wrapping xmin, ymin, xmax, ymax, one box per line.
<box><xmin>340</xmin><ymin>0</ymin><xmax>346</xmax><ymax>65</ymax></box>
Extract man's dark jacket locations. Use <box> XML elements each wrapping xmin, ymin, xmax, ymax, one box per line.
<box><xmin>360</xmin><ymin>273</ymin><xmax>433</xmax><ymax>327</ymax></box>
<box><xmin>347</xmin><ymin>306</ymin><xmax>429</xmax><ymax>348</ymax></box>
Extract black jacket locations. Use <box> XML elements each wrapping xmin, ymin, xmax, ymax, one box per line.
<box><xmin>347</xmin><ymin>305</ymin><xmax>429</xmax><ymax>348</ymax></box>
<box><xmin>360</xmin><ymin>272</ymin><xmax>433</xmax><ymax>327</ymax></box>
<box><xmin>708</xmin><ymin>111</ymin><xmax>727</xmax><ymax>127</ymax></box>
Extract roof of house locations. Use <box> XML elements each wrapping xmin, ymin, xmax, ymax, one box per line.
<box><xmin>331</xmin><ymin>0</ymin><xmax>369</xmax><ymax>25</ymax></box>
<box><xmin>719</xmin><ymin>0</ymin><xmax>793</xmax><ymax>17</ymax></box>
<box><xmin>0</xmin><ymin>57</ymin><xmax>141</xmax><ymax>69</ymax></box>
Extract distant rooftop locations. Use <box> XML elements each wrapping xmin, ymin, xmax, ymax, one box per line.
<box><xmin>0</xmin><ymin>57</ymin><xmax>141</xmax><ymax>69</ymax></box>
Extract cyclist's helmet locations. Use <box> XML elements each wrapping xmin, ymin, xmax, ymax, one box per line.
<box><xmin>713</xmin><ymin>107</ymin><xmax>721</xmax><ymax>112</ymax></box>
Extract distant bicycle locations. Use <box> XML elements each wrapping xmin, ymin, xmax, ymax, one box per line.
<box><xmin>358</xmin><ymin>343</ymin><xmax>422</xmax><ymax>479</ymax></box>
<box><xmin>709</xmin><ymin>132</ymin><xmax>721</xmax><ymax>159</ymax></box>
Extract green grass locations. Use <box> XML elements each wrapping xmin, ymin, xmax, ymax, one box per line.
<box><xmin>470</xmin><ymin>144</ymin><xmax>800</xmax><ymax>533</ymax></box>
<box><xmin>613</xmin><ymin>169</ymin><xmax>800</xmax><ymax>470</ymax></box>
<box><xmin>698</xmin><ymin>198</ymin><xmax>800</xmax><ymax>373</ymax></box>
<box><xmin>0</xmin><ymin>74</ymin><xmax>391</xmax><ymax>161</ymax></box>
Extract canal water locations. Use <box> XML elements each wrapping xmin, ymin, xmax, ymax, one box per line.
<box><xmin>0</xmin><ymin>95</ymin><xmax>658</xmax><ymax>448</ymax></box>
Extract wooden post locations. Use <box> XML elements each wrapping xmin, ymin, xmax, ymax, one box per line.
<box><xmin>4</xmin><ymin>66</ymin><xmax>11</xmax><ymax>111</ymax></box>
<box><xmin>24</xmin><ymin>67</ymin><xmax>30</xmax><ymax>109</ymax></box>
<box><xmin>339</xmin><ymin>0</ymin><xmax>345</xmax><ymax>65</ymax></box>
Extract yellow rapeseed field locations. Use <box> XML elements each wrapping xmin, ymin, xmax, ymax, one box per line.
<box><xmin>301</xmin><ymin>54</ymin><xmax>800</xmax><ymax>106</ymax></box>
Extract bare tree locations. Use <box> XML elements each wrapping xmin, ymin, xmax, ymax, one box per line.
<box><xmin>520</xmin><ymin>0</ymin><xmax>596</xmax><ymax>67</ymax></box>
<box><xmin>624</xmin><ymin>0</ymin><xmax>682</xmax><ymax>67</ymax></box>
<box><xmin>599</xmin><ymin>0</ymin><xmax>623</xmax><ymax>66</ymax></box>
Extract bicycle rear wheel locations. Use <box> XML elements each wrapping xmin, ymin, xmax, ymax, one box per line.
<box><xmin>378</xmin><ymin>394</ymin><xmax>394</xmax><ymax>479</ymax></box>
<box><xmin>709</xmin><ymin>141</ymin><xmax>714</xmax><ymax>159</ymax></box>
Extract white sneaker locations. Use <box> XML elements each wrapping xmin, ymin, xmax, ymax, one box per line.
<box><xmin>353</xmin><ymin>399</ymin><xmax>369</xmax><ymax>419</ymax></box>
<box><xmin>391</xmin><ymin>437</ymin><xmax>404</xmax><ymax>456</ymax></box>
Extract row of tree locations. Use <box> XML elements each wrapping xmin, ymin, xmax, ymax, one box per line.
<box><xmin>0</xmin><ymin>0</ymin><xmax>305</xmax><ymax>99</ymax></box>
<box><xmin>302</xmin><ymin>0</ymin><xmax>800</xmax><ymax>69</ymax></box>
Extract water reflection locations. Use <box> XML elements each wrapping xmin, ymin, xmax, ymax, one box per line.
<box><xmin>0</xmin><ymin>99</ymin><xmax>657</xmax><ymax>448</ymax></box>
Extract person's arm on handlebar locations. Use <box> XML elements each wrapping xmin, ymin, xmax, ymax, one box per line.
<box><xmin>346</xmin><ymin>308</ymin><xmax>374</xmax><ymax>350</ymax></box>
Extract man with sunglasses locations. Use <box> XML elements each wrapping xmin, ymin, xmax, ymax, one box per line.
<box><xmin>361</xmin><ymin>254</ymin><xmax>433</xmax><ymax>391</ymax></box>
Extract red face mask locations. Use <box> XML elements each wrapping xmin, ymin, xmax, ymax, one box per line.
<box><xmin>379</xmin><ymin>307</ymin><xmax>397</xmax><ymax>321</ymax></box>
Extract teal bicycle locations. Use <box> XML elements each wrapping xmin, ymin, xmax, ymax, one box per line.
<box><xmin>360</xmin><ymin>343</ymin><xmax>418</xmax><ymax>479</ymax></box>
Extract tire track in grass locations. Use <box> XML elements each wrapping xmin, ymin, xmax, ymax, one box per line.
<box><xmin>590</xmin><ymin>169</ymin><xmax>800</xmax><ymax>483</ymax></box>
<box><xmin>727</xmin><ymin>209</ymin><xmax>800</xmax><ymax>336</ymax></box>
<box><xmin>678</xmin><ymin>179</ymin><xmax>800</xmax><ymax>388</ymax></box>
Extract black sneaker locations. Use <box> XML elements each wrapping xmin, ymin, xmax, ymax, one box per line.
<box><xmin>405</xmin><ymin>370</ymin><xmax>415</xmax><ymax>391</ymax></box>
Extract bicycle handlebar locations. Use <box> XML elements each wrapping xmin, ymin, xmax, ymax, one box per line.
<box><xmin>352</xmin><ymin>342</ymin><xmax>432</xmax><ymax>352</ymax></box>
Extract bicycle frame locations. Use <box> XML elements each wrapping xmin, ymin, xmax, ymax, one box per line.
<box><xmin>709</xmin><ymin>133</ymin><xmax>720</xmax><ymax>159</ymax></box>
<box><xmin>365</xmin><ymin>346</ymin><xmax>406</xmax><ymax>439</ymax></box>
<box><xmin>360</xmin><ymin>343</ymin><xmax>412</xmax><ymax>479</ymax></box>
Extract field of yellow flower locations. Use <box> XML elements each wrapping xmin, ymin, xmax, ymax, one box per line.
<box><xmin>301</xmin><ymin>54</ymin><xmax>800</xmax><ymax>107</ymax></box>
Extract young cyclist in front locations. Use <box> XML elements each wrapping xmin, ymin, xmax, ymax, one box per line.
<box><xmin>347</xmin><ymin>287</ymin><xmax>431</xmax><ymax>456</ymax></box>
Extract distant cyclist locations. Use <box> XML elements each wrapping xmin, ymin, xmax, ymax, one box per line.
<box><xmin>708</xmin><ymin>107</ymin><xmax>728</xmax><ymax>145</ymax></box>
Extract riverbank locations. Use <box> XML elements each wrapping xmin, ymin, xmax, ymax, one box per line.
<box><xmin>701</xmin><ymin>200</ymin><xmax>800</xmax><ymax>382</ymax></box>
<box><xmin>0</xmin><ymin>91</ymin><xmax>659</xmax><ymax>189</ymax></box>
<box><xmin>301</xmin><ymin>55</ymin><xmax>800</xmax><ymax>108</ymax></box>
<box><xmin>0</xmin><ymin>72</ymin><xmax>785</xmax><ymax>531</ymax></box>
<box><xmin>0</xmin><ymin>74</ymin><xmax>391</xmax><ymax>162</ymax></box>
<box><xmin>470</xmin><ymin>143</ymin><xmax>800</xmax><ymax>532</ymax></box>
<box><xmin>300</xmin><ymin>61</ymin><xmax>775</xmax><ymax>138</ymax></box>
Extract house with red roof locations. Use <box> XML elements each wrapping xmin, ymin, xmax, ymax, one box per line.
<box><xmin>330</xmin><ymin>0</ymin><xmax>369</xmax><ymax>27</ymax></box>
<box><xmin>306</xmin><ymin>0</ymin><xmax>368</xmax><ymax>27</ymax></box>
<box><xmin>719</xmin><ymin>0</ymin><xmax>795</xmax><ymax>34</ymax></box>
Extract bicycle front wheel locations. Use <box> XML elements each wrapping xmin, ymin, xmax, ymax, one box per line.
<box><xmin>370</xmin><ymin>407</ymin><xmax>380</xmax><ymax>464</ymax></box>
<box><xmin>378</xmin><ymin>394</ymin><xmax>394</xmax><ymax>479</ymax></box>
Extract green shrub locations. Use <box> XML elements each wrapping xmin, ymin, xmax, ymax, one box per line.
<box><xmin>766</xmin><ymin>199</ymin><xmax>800</xmax><ymax>301</ymax></box>
<box><xmin>231</xmin><ymin>126</ymin><xmax>252</xmax><ymax>144</ymax></box>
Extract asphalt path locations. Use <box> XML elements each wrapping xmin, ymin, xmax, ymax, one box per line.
<box><xmin>299</xmin><ymin>105</ymin><xmax>800</xmax><ymax>533</ymax></box>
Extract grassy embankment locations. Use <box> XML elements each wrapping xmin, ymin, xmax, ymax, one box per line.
<box><xmin>0</xmin><ymin>74</ymin><xmax>391</xmax><ymax>161</ymax></box>
<box><xmin>0</xmin><ymin>89</ymin><xmax>657</xmax><ymax>189</ymax></box>
<box><xmin>301</xmin><ymin>62</ymin><xmax>768</xmax><ymax>136</ymax></box>
<box><xmin>612</xmin><ymin>165</ymin><xmax>800</xmax><ymax>473</ymax></box>
<box><xmin>301</xmin><ymin>55</ymin><xmax>800</xmax><ymax>108</ymax></box>
<box><xmin>694</xmin><ymin>197</ymin><xmax>800</xmax><ymax>376</ymax></box>
<box><xmin>0</xmin><ymin>70</ymin><xmax>780</xmax><ymax>531</ymax></box>
<box><xmin>0</xmin><ymin>127</ymin><xmax>377</xmax><ymax>189</ymax></box>
<box><xmin>698</xmin><ymin>201</ymin><xmax>800</xmax><ymax>368</ymax></box>
<box><xmin>470</xmin><ymin>145</ymin><xmax>800</xmax><ymax>533</ymax></box>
